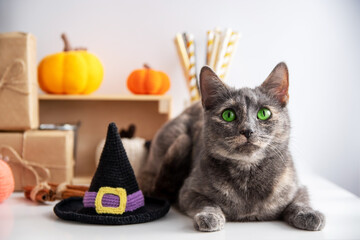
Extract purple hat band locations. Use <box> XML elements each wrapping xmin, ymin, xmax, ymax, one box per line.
<box><xmin>83</xmin><ymin>187</ymin><xmax>144</xmax><ymax>214</ymax></box>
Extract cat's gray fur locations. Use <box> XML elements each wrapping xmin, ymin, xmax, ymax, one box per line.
<box><xmin>139</xmin><ymin>63</ymin><xmax>325</xmax><ymax>232</ymax></box>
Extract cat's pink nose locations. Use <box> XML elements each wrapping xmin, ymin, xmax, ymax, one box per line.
<box><xmin>240</xmin><ymin>129</ymin><xmax>254</xmax><ymax>139</ymax></box>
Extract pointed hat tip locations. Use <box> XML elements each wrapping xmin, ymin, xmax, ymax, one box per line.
<box><xmin>104</xmin><ymin>122</ymin><xmax>121</xmax><ymax>144</ymax></box>
<box><xmin>108</xmin><ymin>122</ymin><xmax>118</xmax><ymax>133</ymax></box>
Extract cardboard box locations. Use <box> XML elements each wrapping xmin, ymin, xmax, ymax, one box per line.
<box><xmin>0</xmin><ymin>145</ymin><xmax>48</xmax><ymax>191</ymax></box>
<box><xmin>0</xmin><ymin>32</ymin><xmax>39</xmax><ymax>130</ymax></box>
<box><xmin>0</xmin><ymin>132</ymin><xmax>23</xmax><ymax>154</ymax></box>
<box><xmin>23</xmin><ymin>130</ymin><xmax>74</xmax><ymax>184</ymax></box>
<box><xmin>0</xmin><ymin>130</ymin><xmax>74</xmax><ymax>190</ymax></box>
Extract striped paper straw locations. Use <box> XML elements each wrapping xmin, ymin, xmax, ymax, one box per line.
<box><xmin>185</xmin><ymin>33</ymin><xmax>200</xmax><ymax>102</ymax></box>
<box><xmin>214</xmin><ymin>28</ymin><xmax>232</xmax><ymax>78</ymax></box>
<box><xmin>208</xmin><ymin>28</ymin><xmax>221</xmax><ymax>69</ymax></box>
<box><xmin>206</xmin><ymin>30</ymin><xmax>215</xmax><ymax>65</ymax></box>
<box><xmin>175</xmin><ymin>33</ymin><xmax>190</xmax><ymax>80</ymax></box>
<box><xmin>218</xmin><ymin>31</ymin><xmax>240</xmax><ymax>81</ymax></box>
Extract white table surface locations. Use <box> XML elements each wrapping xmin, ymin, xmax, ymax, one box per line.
<box><xmin>1</xmin><ymin>174</ymin><xmax>360</xmax><ymax>240</ymax></box>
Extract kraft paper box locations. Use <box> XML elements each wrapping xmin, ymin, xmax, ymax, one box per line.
<box><xmin>23</xmin><ymin>130</ymin><xmax>74</xmax><ymax>184</ymax></box>
<box><xmin>0</xmin><ymin>130</ymin><xmax>74</xmax><ymax>190</ymax></box>
<box><xmin>0</xmin><ymin>132</ymin><xmax>23</xmax><ymax>154</ymax></box>
<box><xmin>0</xmin><ymin>32</ymin><xmax>39</xmax><ymax>130</ymax></box>
<box><xmin>0</xmin><ymin>132</ymin><xmax>48</xmax><ymax>191</ymax></box>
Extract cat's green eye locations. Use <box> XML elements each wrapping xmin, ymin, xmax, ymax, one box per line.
<box><xmin>257</xmin><ymin>107</ymin><xmax>271</xmax><ymax>120</ymax></box>
<box><xmin>222</xmin><ymin>109</ymin><xmax>236</xmax><ymax>122</ymax></box>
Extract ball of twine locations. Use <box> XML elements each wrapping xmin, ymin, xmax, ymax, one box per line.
<box><xmin>0</xmin><ymin>159</ymin><xmax>15</xmax><ymax>203</ymax></box>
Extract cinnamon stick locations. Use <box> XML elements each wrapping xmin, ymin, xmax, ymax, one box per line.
<box><xmin>24</xmin><ymin>182</ymin><xmax>88</xmax><ymax>203</ymax></box>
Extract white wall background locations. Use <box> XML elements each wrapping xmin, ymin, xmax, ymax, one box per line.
<box><xmin>1</xmin><ymin>0</ymin><xmax>359</xmax><ymax>196</ymax></box>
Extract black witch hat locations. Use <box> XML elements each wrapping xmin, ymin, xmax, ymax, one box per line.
<box><xmin>54</xmin><ymin>122</ymin><xmax>170</xmax><ymax>225</ymax></box>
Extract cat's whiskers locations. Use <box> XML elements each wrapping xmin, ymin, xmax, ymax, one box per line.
<box><xmin>225</xmin><ymin>135</ymin><xmax>247</xmax><ymax>145</ymax></box>
<box><xmin>256</xmin><ymin>136</ymin><xmax>286</xmax><ymax>165</ymax></box>
<box><xmin>266</xmin><ymin>143</ymin><xmax>287</xmax><ymax>165</ymax></box>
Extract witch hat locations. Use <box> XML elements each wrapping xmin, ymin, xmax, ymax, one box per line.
<box><xmin>54</xmin><ymin>122</ymin><xmax>170</xmax><ymax>225</ymax></box>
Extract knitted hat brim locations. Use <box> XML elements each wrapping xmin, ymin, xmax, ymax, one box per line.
<box><xmin>54</xmin><ymin>196</ymin><xmax>170</xmax><ymax>225</ymax></box>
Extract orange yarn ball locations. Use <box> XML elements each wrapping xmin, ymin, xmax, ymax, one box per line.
<box><xmin>0</xmin><ymin>160</ymin><xmax>15</xmax><ymax>203</ymax></box>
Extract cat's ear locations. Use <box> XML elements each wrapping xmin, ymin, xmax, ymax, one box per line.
<box><xmin>260</xmin><ymin>62</ymin><xmax>289</xmax><ymax>107</ymax></box>
<box><xmin>200</xmin><ymin>66</ymin><xmax>230</xmax><ymax>109</ymax></box>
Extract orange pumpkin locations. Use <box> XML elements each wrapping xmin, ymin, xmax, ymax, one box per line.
<box><xmin>127</xmin><ymin>64</ymin><xmax>170</xmax><ymax>95</ymax></box>
<box><xmin>38</xmin><ymin>34</ymin><xmax>104</xmax><ymax>95</ymax></box>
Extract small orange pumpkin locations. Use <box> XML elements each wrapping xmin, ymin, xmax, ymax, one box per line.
<box><xmin>127</xmin><ymin>64</ymin><xmax>170</xmax><ymax>95</ymax></box>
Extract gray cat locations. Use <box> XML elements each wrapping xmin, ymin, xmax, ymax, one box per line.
<box><xmin>139</xmin><ymin>62</ymin><xmax>325</xmax><ymax>232</ymax></box>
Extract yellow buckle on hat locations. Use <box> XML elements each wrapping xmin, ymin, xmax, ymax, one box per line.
<box><xmin>95</xmin><ymin>187</ymin><xmax>127</xmax><ymax>214</ymax></box>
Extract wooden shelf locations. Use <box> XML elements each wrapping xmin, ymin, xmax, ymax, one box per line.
<box><xmin>39</xmin><ymin>94</ymin><xmax>172</xmax><ymax>114</ymax></box>
<box><xmin>39</xmin><ymin>94</ymin><xmax>171</xmax><ymax>101</ymax></box>
<box><xmin>39</xmin><ymin>94</ymin><xmax>172</xmax><ymax>178</ymax></box>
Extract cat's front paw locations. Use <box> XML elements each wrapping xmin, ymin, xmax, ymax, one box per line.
<box><xmin>193</xmin><ymin>211</ymin><xmax>225</xmax><ymax>232</ymax></box>
<box><xmin>291</xmin><ymin>210</ymin><xmax>325</xmax><ymax>231</ymax></box>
